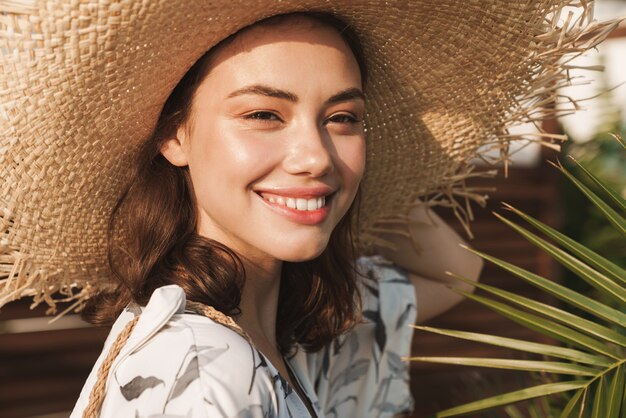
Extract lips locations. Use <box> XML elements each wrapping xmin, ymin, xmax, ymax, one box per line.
<box><xmin>253</xmin><ymin>187</ymin><xmax>335</xmax><ymax>225</ymax></box>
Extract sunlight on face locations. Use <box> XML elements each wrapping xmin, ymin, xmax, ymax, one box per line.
<box><xmin>165</xmin><ymin>17</ymin><xmax>365</xmax><ymax>267</ymax></box>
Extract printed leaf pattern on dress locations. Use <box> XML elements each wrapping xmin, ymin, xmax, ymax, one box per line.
<box><xmin>363</xmin><ymin>308</ymin><xmax>386</xmax><ymax>354</ymax></box>
<box><xmin>168</xmin><ymin>344</ymin><xmax>228</xmax><ymax>402</ymax></box>
<box><xmin>322</xmin><ymin>256</ymin><xmax>416</xmax><ymax>417</ymax></box>
<box><xmin>120</xmin><ymin>375</ymin><xmax>165</xmax><ymax>401</ymax></box>
<box><xmin>396</xmin><ymin>302</ymin><xmax>416</xmax><ymax>331</ymax></box>
<box><xmin>369</xmin><ymin>351</ymin><xmax>410</xmax><ymax>413</ymax></box>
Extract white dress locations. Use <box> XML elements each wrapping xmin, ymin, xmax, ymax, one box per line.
<box><xmin>71</xmin><ymin>256</ymin><xmax>417</xmax><ymax>418</ymax></box>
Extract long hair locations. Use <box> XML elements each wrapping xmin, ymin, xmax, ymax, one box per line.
<box><xmin>82</xmin><ymin>12</ymin><xmax>368</xmax><ymax>354</ymax></box>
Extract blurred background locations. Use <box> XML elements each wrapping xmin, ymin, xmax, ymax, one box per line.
<box><xmin>1</xmin><ymin>2</ymin><xmax>625</xmax><ymax>417</ymax></box>
<box><xmin>410</xmin><ymin>1</ymin><xmax>626</xmax><ymax>416</ymax></box>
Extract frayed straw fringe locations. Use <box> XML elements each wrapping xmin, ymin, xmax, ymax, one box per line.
<box><xmin>0</xmin><ymin>248</ymin><xmax>91</xmax><ymax>316</ymax></box>
<box><xmin>365</xmin><ymin>2</ymin><xmax>623</xmax><ymax>252</ymax></box>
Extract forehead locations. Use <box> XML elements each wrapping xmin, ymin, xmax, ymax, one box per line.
<box><xmin>183</xmin><ymin>16</ymin><xmax>365</xmax><ymax>132</ymax></box>
<box><xmin>202</xmin><ymin>17</ymin><xmax>362</xmax><ymax>86</ymax></box>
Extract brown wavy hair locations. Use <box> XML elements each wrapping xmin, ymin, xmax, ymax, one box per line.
<box><xmin>82</xmin><ymin>12</ymin><xmax>368</xmax><ymax>354</ymax></box>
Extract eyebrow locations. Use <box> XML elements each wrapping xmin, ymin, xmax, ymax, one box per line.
<box><xmin>226</xmin><ymin>84</ymin><xmax>365</xmax><ymax>105</ymax></box>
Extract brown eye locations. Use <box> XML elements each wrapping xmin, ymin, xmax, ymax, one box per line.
<box><xmin>244</xmin><ymin>111</ymin><xmax>282</xmax><ymax>122</ymax></box>
<box><xmin>326</xmin><ymin>113</ymin><xmax>361</xmax><ymax>125</ymax></box>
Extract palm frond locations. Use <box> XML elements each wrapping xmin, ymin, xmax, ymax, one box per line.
<box><xmin>501</xmin><ymin>203</ymin><xmax>626</xmax><ymax>287</ymax></box>
<box><xmin>550</xmin><ymin>160</ymin><xmax>626</xmax><ymax>236</ymax></box>
<box><xmin>460</xmin><ymin>246</ymin><xmax>626</xmax><ymax>328</ymax></box>
<box><xmin>436</xmin><ymin>381</ymin><xmax>589</xmax><ymax>417</ymax></box>
<box><xmin>409</xmin><ymin>153</ymin><xmax>626</xmax><ymax>416</ymax></box>
<box><xmin>493</xmin><ymin>212</ymin><xmax>626</xmax><ymax>305</ymax></box>
<box><xmin>559</xmin><ymin>389</ymin><xmax>585</xmax><ymax>418</ymax></box>
<box><xmin>456</xmin><ymin>289</ymin><xmax>620</xmax><ymax>360</ymax></box>
<box><xmin>566</xmin><ymin>156</ymin><xmax>626</xmax><ymax>213</ymax></box>
<box><xmin>449</xmin><ymin>273</ymin><xmax>626</xmax><ymax>348</ymax></box>
<box><xmin>410</xmin><ymin>326</ymin><xmax>612</xmax><ymax>367</ymax></box>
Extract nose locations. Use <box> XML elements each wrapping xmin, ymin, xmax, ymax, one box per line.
<box><xmin>283</xmin><ymin>123</ymin><xmax>334</xmax><ymax>178</ymax></box>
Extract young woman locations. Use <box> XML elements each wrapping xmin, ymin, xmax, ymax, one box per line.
<box><xmin>0</xmin><ymin>1</ymin><xmax>612</xmax><ymax>418</ymax></box>
<box><xmin>68</xmin><ymin>13</ymin><xmax>482</xmax><ymax>417</ymax></box>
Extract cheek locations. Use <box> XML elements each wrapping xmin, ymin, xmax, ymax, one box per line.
<box><xmin>219</xmin><ymin>137</ymin><xmax>271</xmax><ymax>167</ymax></box>
<box><xmin>336</xmin><ymin>136</ymin><xmax>366</xmax><ymax>186</ymax></box>
<box><xmin>190</xmin><ymin>127</ymin><xmax>281</xmax><ymax>186</ymax></box>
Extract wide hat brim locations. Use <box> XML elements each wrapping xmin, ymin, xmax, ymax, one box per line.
<box><xmin>0</xmin><ymin>0</ymin><xmax>620</xmax><ymax>311</ymax></box>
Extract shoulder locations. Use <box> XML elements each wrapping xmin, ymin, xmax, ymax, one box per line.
<box><xmin>356</xmin><ymin>254</ymin><xmax>412</xmax><ymax>285</ymax></box>
<box><xmin>355</xmin><ymin>255</ymin><xmax>417</xmax><ymax>364</ymax></box>
<box><xmin>73</xmin><ymin>285</ymin><xmax>280</xmax><ymax>417</ymax></box>
<box><xmin>298</xmin><ymin>256</ymin><xmax>417</xmax><ymax>418</ymax></box>
<box><xmin>356</xmin><ymin>255</ymin><xmax>416</xmax><ymax>316</ymax></box>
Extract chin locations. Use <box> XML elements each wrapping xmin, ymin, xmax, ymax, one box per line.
<box><xmin>275</xmin><ymin>239</ymin><xmax>330</xmax><ymax>263</ymax></box>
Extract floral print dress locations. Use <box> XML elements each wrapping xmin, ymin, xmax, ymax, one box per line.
<box><xmin>71</xmin><ymin>256</ymin><xmax>417</xmax><ymax>418</ymax></box>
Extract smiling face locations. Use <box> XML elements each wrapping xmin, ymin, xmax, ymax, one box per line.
<box><xmin>160</xmin><ymin>17</ymin><xmax>366</xmax><ymax>267</ymax></box>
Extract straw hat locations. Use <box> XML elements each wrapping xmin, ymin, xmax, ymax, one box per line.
<box><xmin>0</xmin><ymin>0</ymin><xmax>620</xmax><ymax>312</ymax></box>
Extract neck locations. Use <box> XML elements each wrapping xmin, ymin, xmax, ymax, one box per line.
<box><xmin>236</xmin><ymin>255</ymin><xmax>283</xmax><ymax>349</ymax></box>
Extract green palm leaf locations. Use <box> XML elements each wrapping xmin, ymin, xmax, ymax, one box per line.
<box><xmin>408</xmin><ymin>153</ymin><xmax>625</xmax><ymax>416</ymax></box>
<box><xmin>591</xmin><ymin>376</ymin><xmax>605</xmax><ymax>418</ymax></box>
<box><xmin>436</xmin><ymin>381</ymin><xmax>588</xmax><ymax>417</ymax></box>
<box><xmin>449</xmin><ymin>273</ymin><xmax>626</xmax><ymax>348</ymax></box>
<box><xmin>406</xmin><ymin>356</ymin><xmax>598</xmax><ymax>376</ymax></box>
<box><xmin>567</xmin><ymin>156</ymin><xmax>626</xmax><ymax>213</ymax></box>
<box><xmin>622</xmin><ymin>367</ymin><xmax>626</xmax><ymax>418</ymax></box>
<box><xmin>493</xmin><ymin>212</ymin><xmax>626</xmax><ymax>305</ymax></box>
<box><xmin>605</xmin><ymin>365</ymin><xmax>624</xmax><ymax>418</ymax></box>
<box><xmin>559</xmin><ymin>389</ymin><xmax>585</xmax><ymax>418</ymax></box>
<box><xmin>551</xmin><ymin>160</ymin><xmax>626</xmax><ymax>236</ymax></box>
<box><xmin>456</xmin><ymin>289</ymin><xmax>620</xmax><ymax>360</ymax></box>
<box><xmin>411</xmin><ymin>325</ymin><xmax>612</xmax><ymax>367</ymax></box>
<box><xmin>461</xmin><ymin>245</ymin><xmax>626</xmax><ymax>328</ymax></box>
<box><xmin>502</xmin><ymin>203</ymin><xmax>626</xmax><ymax>287</ymax></box>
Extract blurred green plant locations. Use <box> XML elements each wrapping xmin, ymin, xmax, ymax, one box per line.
<box><xmin>408</xmin><ymin>142</ymin><xmax>626</xmax><ymax>417</ymax></box>
<box><xmin>561</xmin><ymin>132</ymin><xmax>626</xmax><ymax>315</ymax></box>
<box><xmin>560</xmin><ymin>47</ymin><xmax>626</xmax><ymax>275</ymax></box>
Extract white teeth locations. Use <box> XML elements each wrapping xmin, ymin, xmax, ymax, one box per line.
<box><xmin>263</xmin><ymin>194</ymin><xmax>327</xmax><ymax>211</ymax></box>
<box><xmin>296</xmin><ymin>198</ymin><xmax>307</xmax><ymax>210</ymax></box>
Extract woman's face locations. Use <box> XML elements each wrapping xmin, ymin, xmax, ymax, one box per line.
<box><xmin>161</xmin><ymin>18</ymin><xmax>365</xmax><ymax>265</ymax></box>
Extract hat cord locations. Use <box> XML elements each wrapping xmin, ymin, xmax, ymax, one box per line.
<box><xmin>82</xmin><ymin>301</ymin><xmax>248</xmax><ymax>417</ymax></box>
<box><xmin>82</xmin><ymin>315</ymin><xmax>140</xmax><ymax>418</ymax></box>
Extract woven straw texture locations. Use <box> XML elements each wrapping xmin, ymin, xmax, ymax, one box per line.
<box><xmin>0</xmin><ymin>0</ymin><xmax>620</xmax><ymax>312</ymax></box>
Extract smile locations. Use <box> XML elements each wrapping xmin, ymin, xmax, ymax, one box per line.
<box><xmin>260</xmin><ymin>193</ymin><xmax>326</xmax><ymax>211</ymax></box>
<box><xmin>254</xmin><ymin>190</ymin><xmax>334</xmax><ymax>225</ymax></box>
